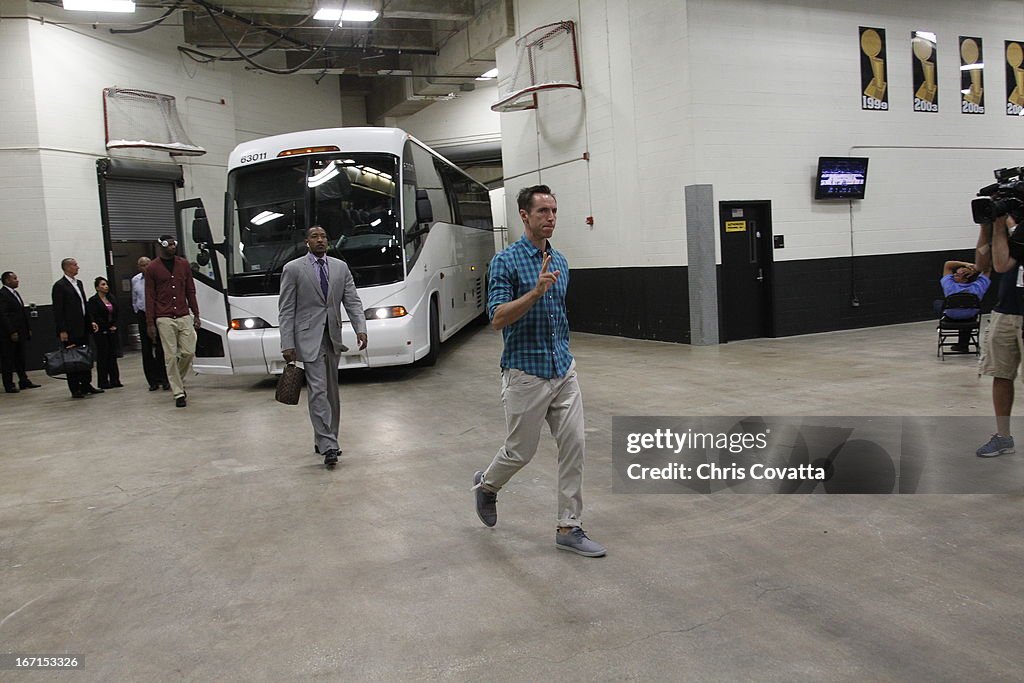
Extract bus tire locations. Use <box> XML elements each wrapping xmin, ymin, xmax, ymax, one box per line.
<box><xmin>418</xmin><ymin>299</ymin><xmax>440</xmax><ymax>367</ymax></box>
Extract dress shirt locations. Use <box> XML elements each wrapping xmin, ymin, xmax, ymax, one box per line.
<box><xmin>131</xmin><ymin>272</ymin><xmax>146</xmax><ymax>314</ymax></box>
<box><xmin>64</xmin><ymin>275</ymin><xmax>86</xmax><ymax>314</ymax></box>
<box><xmin>306</xmin><ymin>252</ymin><xmax>330</xmax><ymax>298</ymax></box>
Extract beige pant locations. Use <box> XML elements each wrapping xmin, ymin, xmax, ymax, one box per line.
<box><xmin>156</xmin><ymin>315</ymin><xmax>197</xmax><ymax>398</ymax></box>
<box><xmin>482</xmin><ymin>361</ymin><xmax>585</xmax><ymax>528</ymax></box>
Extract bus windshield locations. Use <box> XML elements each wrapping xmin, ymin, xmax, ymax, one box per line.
<box><xmin>227</xmin><ymin>153</ymin><xmax>403</xmax><ymax>291</ymax></box>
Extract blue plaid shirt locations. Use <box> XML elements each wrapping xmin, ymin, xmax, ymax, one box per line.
<box><xmin>488</xmin><ymin>235</ymin><xmax>573</xmax><ymax>379</ymax></box>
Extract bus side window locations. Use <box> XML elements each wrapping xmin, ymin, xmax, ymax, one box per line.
<box><xmin>409</xmin><ymin>144</ymin><xmax>451</xmax><ymax>224</ymax></box>
<box><xmin>402</xmin><ymin>180</ymin><xmax>422</xmax><ymax>269</ymax></box>
<box><xmin>433</xmin><ymin>159</ymin><xmax>461</xmax><ymax>224</ymax></box>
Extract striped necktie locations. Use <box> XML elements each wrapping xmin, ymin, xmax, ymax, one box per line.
<box><xmin>316</xmin><ymin>259</ymin><xmax>329</xmax><ymax>299</ymax></box>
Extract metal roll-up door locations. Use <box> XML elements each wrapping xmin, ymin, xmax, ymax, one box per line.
<box><xmin>105</xmin><ymin>179</ymin><xmax>177</xmax><ymax>241</ymax></box>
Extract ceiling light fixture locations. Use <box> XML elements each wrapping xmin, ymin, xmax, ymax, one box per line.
<box><xmin>314</xmin><ymin>6</ymin><xmax>379</xmax><ymax>22</ymax></box>
<box><xmin>476</xmin><ymin>68</ymin><xmax>499</xmax><ymax>80</ymax></box>
<box><xmin>341</xmin><ymin>9</ymin><xmax>379</xmax><ymax>22</ymax></box>
<box><xmin>63</xmin><ymin>0</ymin><xmax>135</xmax><ymax>11</ymax></box>
<box><xmin>313</xmin><ymin>8</ymin><xmax>342</xmax><ymax>21</ymax></box>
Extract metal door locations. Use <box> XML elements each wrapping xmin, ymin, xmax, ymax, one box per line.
<box><xmin>719</xmin><ymin>201</ymin><xmax>775</xmax><ymax>342</ymax></box>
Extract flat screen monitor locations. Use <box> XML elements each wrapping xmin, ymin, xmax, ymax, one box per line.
<box><xmin>814</xmin><ymin>156</ymin><xmax>869</xmax><ymax>200</ymax></box>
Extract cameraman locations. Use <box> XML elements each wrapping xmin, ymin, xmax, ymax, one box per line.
<box><xmin>977</xmin><ymin>215</ymin><xmax>1024</xmax><ymax>457</ymax></box>
<box><xmin>940</xmin><ymin>258</ymin><xmax>990</xmax><ymax>351</ymax></box>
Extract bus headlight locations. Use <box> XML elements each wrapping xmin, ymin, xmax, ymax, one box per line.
<box><xmin>365</xmin><ymin>306</ymin><xmax>408</xmax><ymax>320</ymax></box>
<box><xmin>230</xmin><ymin>317</ymin><xmax>272</xmax><ymax>330</ymax></box>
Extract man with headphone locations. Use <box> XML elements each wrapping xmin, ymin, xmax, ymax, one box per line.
<box><xmin>145</xmin><ymin>235</ymin><xmax>200</xmax><ymax>408</ymax></box>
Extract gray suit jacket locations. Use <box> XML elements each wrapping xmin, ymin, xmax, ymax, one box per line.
<box><xmin>279</xmin><ymin>254</ymin><xmax>367</xmax><ymax>362</ymax></box>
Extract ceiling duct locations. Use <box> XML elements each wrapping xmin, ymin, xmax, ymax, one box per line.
<box><xmin>366</xmin><ymin>0</ymin><xmax>512</xmax><ymax>121</ymax></box>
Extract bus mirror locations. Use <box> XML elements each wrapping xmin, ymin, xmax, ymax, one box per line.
<box><xmin>192</xmin><ymin>208</ymin><xmax>213</xmax><ymax>244</ymax></box>
<box><xmin>415</xmin><ymin>188</ymin><xmax>433</xmax><ymax>224</ymax></box>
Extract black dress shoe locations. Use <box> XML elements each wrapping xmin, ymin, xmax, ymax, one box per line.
<box><xmin>175</xmin><ymin>396</ymin><xmax>187</xmax><ymax>408</ymax></box>
<box><xmin>71</xmin><ymin>392</ymin><xmax>85</xmax><ymax>399</ymax></box>
<box><xmin>4</xmin><ymin>386</ymin><xmax>19</xmax><ymax>394</ymax></box>
<box><xmin>111</xmin><ymin>382</ymin><xmax>124</xmax><ymax>388</ymax></box>
<box><xmin>98</xmin><ymin>383</ymin><xmax>111</xmax><ymax>389</ymax></box>
<box><xmin>162</xmin><ymin>383</ymin><xmax>171</xmax><ymax>391</ymax></box>
<box><xmin>149</xmin><ymin>384</ymin><xmax>159</xmax><ymax>391</ymax></box>
<box><xmin>19</xmin><ymin>382</ymin><xmax>40</xmax><ymax>389</ymax></box>
<box><xmin>323</xmin><ymin>450</ymin><xmax>339</xmax><ymax>467</ymax></box>
<box><xmin>85</xmin><ymin>386</ymin><xmax>105</xmax><ymax>394</ymax></box>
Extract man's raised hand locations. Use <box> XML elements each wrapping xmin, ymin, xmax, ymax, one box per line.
<box><xmin>534</xmin><ymin>252</ymin><xmax>560</xmax><ymax>297</ymax></box>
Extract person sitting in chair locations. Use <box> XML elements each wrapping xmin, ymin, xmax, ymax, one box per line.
<box><xmin>940</xmin><ymin>258</ymin><xmax>991</xmax><ymax>352</ymax></box>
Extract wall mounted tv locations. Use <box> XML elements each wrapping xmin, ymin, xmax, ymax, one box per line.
<box><xmin>814</xmin><ymin>156</ymin><xmax>869</xmax><ymax>200</ymax></box>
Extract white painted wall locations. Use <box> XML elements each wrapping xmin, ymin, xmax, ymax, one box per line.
<box><xmin>500</xmin><ymin>0</ymin><xmax>1024</xmax><ymax>270</ymax></box>
<box><xmin>395</xmin><ymin>82</ymin><xmax>501</xmax><ymax>150</ymax></box>
<box><xmin>0</xmin><ymin>1</ymin><xmax>343</xmax><ymax>304</ymax></box>
<box><xmin>0</xmin><ymin>2</ymin><xmax>50</xmax><ymax>307</ymax></box>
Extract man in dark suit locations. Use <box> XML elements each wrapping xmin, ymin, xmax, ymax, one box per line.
<box><xmin>1</xmin><ymin>271</ymin><xmax>40</xmax><ymax>392</ymax></box>
<box><xmin>51</xmin><ymin>258</ymin><xmax>101</xmax><ymax>398</ymax></box>
<box><xmin>279</xmin><ymin>226</ymin><xmax>367</xmax><ymax>468</ymax></box>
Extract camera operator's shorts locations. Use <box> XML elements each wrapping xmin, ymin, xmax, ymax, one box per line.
<box><xmin>979</xmin><ymin>311</ymin><xmax>1024</xmax><ymax>379</ymax></box>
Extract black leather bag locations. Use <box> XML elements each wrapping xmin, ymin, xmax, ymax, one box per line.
<box><xmin>275</xmin><ymin>363</ymin><xmax>304</xmax><ymax>405</ymax></box>
<box><xmin>44</xmin><ymin>345</ymin><xmax>94</xmax><ymax>377</ymax></box>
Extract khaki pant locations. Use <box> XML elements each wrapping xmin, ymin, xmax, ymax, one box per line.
<box><xmin>979</xmin><ymin>311</ymin><xmax>1024</xmax><ymax>380</ymax></box>
<box><xmin>156</xmin><ymin>315</ymin><xmax>197</xmax><ymax>398</ymax></box>
<box><xmin>482</xmin><ymin>361</ymin><xmax>585</xmax><ymax>528</ymax></box>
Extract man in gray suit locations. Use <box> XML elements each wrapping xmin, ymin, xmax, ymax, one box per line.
<box><xmin>279</xmin><ymin>226</ymin><xmax>367</xmax><ymax>468</ymax></box>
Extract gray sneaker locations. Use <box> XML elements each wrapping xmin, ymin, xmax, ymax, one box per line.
<box><xmin>555</xmin><ymin>527</ymin><xmax>606</xmax><ymax>557</ymax></box>
<box><xmin>977</xmin><ymin>434</ymin><xmax>1015</xmax><ymax>458</ymax></box>
<box><xmin>472</xmin><ymin>471</ymin><xmax>497</xmax><ymax>527</ymax></box>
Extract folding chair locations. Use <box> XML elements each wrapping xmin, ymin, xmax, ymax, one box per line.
<box><xmin>936</xmin><ymin>292</ymin><xmax>981</xmax><ymax>360</ymax></box>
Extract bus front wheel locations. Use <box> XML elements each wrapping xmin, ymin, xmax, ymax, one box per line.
<box><xmin>417</xmin><ymin>299</ymin><xmax>440</xmax><ymax>367</ymax></box>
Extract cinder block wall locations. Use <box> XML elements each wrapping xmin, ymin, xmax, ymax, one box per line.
<box><xmin>499</xmin><ymin>0</ymin><xmax>1024</xmax><ymax>340</ymax></box>
<box><xmin>0</xmin><ymin>0</ymin><xmax>343</xmax><ymax>305</ymax></box>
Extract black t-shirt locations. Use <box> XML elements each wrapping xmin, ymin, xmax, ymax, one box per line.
<box><xmin>993</xmin><ymin>266</ymin><xmax>1021</xmax><ymax>314</ymax></box>
<box><xmin>160</xmin><ymin>257</ymin><xmax>175</xmax><ymax>273</ymax></box>
<box><xmin>997</xmin><ymin>241</ymin><xmax>1024</xmax><ymax>314</ymax></box>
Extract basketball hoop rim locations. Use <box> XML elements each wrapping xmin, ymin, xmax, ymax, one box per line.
<box><xmin>490</xmin><ymin>82</ymin><xmax>580</xmax><ymax>113</ymax></box>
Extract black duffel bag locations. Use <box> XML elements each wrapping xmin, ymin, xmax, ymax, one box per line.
<box><xmin>44</xmin><ymin>345</ymin><xmax>95</xmax><ymax>377</ymax></box>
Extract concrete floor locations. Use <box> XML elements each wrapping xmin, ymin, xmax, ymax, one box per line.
<box><xmin>1</xmin><ymin>321</ymin><xmax>1022</xmax><ymax>681</ymax></box>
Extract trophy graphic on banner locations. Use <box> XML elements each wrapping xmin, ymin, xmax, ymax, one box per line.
<box><xmin>961</xmin><ymin>39</ymin><xmax>983</xmax><ymax>105</ymax></box>
<box><xmin>1008</xmin><ymin>42</ymin><xmax>1024</xmax><ymax>106</ymax></box>
<box><xmin>861</xmin><ymin>29</ymin><xmax>887</xmax><ymax>100</ymax></box>
<box><xmin>913</xmin><ymin>36</ymin><xmax>937</xmax><ymax>103</ymax></box>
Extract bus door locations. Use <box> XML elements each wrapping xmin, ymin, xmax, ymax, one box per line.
<box><xmin>176</xmin><ymin>198</ymin><xmax>233</xmax><ymax>373</ymax></box>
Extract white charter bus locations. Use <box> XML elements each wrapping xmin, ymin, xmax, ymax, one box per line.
<box><xmin>176</xmin><ymin>128</ymin><xmax>495</xmax><ymax>375</ymax></box>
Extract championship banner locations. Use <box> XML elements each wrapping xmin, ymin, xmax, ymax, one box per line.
<box><xmin>960</xmin><ymin>37</ymin><xmax>985</xmax><ymax>114</ymax></box>
<box><xmin>1006</xmin><ymin>40</ymin><xmax>1024</xmax><ymax>116</ymax></box>
<box><xmin>912</xmin><ymin>31</ymin><xmax>938</xmax><ymax>112</ymax></box>
<box><xmin>859</xmin><ymin>27</ymin><xmax>888</xmax><ymax>110</ymax></box>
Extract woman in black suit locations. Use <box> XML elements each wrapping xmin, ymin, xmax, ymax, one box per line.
<box><xmin>87</xmin><ymin>276</ymin><xmax>122</xmax><ymax>388</ymax></box>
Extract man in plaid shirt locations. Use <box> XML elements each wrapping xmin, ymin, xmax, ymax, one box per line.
<box><xmin>472</xmin><ymin>185</ymin><xmax>606</xmax><ymax>557</ymax></box>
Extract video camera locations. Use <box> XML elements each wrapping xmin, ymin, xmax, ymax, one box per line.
<box><xmin>972</xmin><ymin>167</ymin><xmax>1024</xmax><ymax>224</ymax></box>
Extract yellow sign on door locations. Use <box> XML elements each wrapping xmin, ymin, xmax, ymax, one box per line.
<box><xmin>725</xmin><ymin>220</ymin><xmax>747</xmax><ymax>233</ymax></box>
